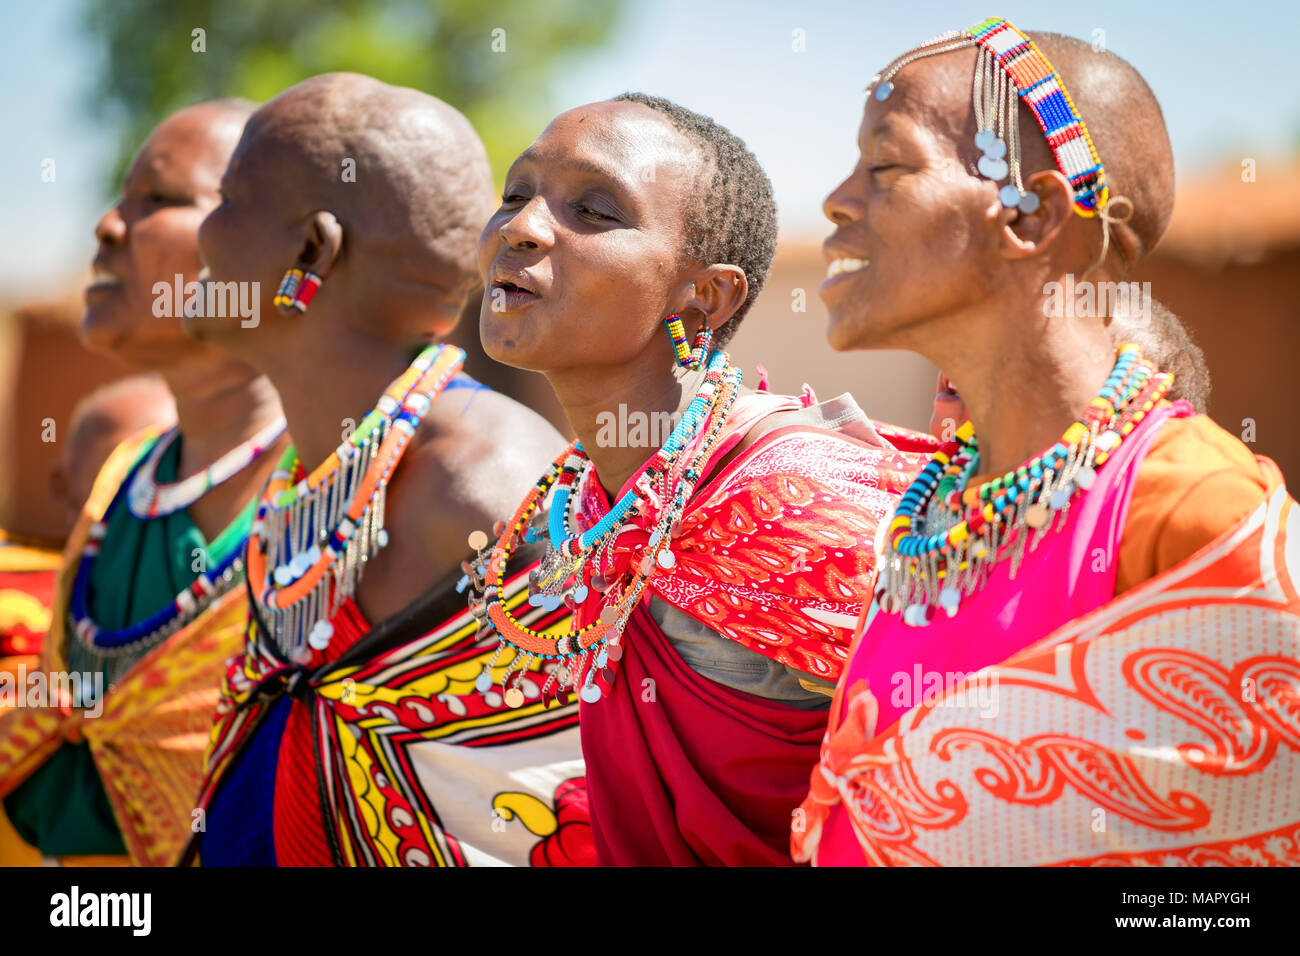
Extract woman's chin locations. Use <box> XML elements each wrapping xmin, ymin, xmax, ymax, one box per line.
<box><xmin>826</xmin><ymin>300</ymin><xmax>906</xmax><ymax>353</ymax></box>
<box><xmin>826</xmin><ymin>309</ymin><xmax>871</xmax><ymax>352</ymax></box>
<box><xmin>480</xmin><ymin>314</ymin><xmax>546</xmax><ymax>372</ymax></box>
<box><xmin>79</xmin><ymin>305</ymin><xmax>126</xmax><ymax>356</ymax></box>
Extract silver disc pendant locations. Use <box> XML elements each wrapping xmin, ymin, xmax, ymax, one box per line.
<box><xmin>903</xmin><ymin>603</ymin><xmax>931</xmax><ymax>628</ymax></box>
<box><xmin>1000</xmin><ymin>185</ymin><xmax>1022</xmax><ymax>208</ymax></box>
<box><xmin>938</xmin><ymin>586</ymin><xmax>962</xmax><ymax>618</ymax></box>
<box><xmin>978</xmin><ymin>156</ymin><xmax>1009</xmax><ymax>181</ymax></box>
<box><xmin>983</xmin><ymin>136</ymin><xmax>1007</xmax><ymax>160</ymax></box>
<box><xmin>308</xmin><ymin>619</ymin><xmax>334</xmax><ymax>650</ymax></box>
<box><xmin>974</xmin><ymin>129</ymin><xmax>996</xmax><ymax>151</ymax></box>
<box><xmin>1018</xmin><ymin>191</ymin><xmax>1040</xmax><ymax>214</ymax></box>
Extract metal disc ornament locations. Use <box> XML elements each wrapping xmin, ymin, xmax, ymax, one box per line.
<box><xmin>978</xmin><ymin>156</ymin><xmax>1008</xmax><ymax>181</ymax></box>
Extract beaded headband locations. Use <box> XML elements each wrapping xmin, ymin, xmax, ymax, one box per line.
<box><xmin>867</xmin><ymin>17</ymin><xmax>1110</xmax><ymax>218</ymax></box>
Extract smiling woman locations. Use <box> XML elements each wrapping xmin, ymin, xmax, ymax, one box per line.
<box><xmin>799</xmin><ymin>18</ymin><xmax>1294</xmax><ymax>869</ymax></box>
<box><xmin>471</xmin><ymin>92</ymin><xmax>935</xmax><ymax>865</ymax></box>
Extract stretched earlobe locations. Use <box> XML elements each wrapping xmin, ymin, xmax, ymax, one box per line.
<box><xmin>999</xmin><ymin>171</ymin><xmax>1072</xmax><ymax>261</ymax></box>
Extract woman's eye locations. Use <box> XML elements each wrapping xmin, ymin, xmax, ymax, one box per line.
<box><xmin>574</xmin><ymin>203</ymin><xmax>615</xmax><ymax>221</ymax></box>
<box><xmin>501</xmin><ymin>191</ymin><xmax>530</xmax><ymax>205</ymax></box>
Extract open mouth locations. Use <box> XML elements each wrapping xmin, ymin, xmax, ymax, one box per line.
<box><xmin>488</xmin><ymin>274</ymin><xmax>541</xmax><ymax>311</ymax></box>
<box><xmin>85</xmin><ymin>265</ymin><xmax>123</xmax><ymax>301</ymax></box>
<box><xmin>819</xmin><ymin>251</ymin><xmax>871</xmax><ymax>296</ymax></box>
<box><xmin>825</xmin><ymin>257</ymin><xmax>869</xmax><ymax>279</ymax></box>
<box><xmin>87</xmin><ymin>267</ymin><xmax>122</xmax><ymax>290</ymax></box>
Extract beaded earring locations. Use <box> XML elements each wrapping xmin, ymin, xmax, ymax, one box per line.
<box><xmin>273</xmin><ymin>268</ymin><xmax>303</xmax><ymax>312</ymax></box>
<box><xmin>274</xmin><ymin>268</ymin><xmax>322</xmax><ymax>314</ymax></box>
<box><xmin>288</xmin><ymin>270</ymin><xmax>322</xmax><ymax>313</ymax></box>
<box><xmin>663</xmin><ymin>313</ymin><xmax>691</xmax><ymax>367</ymax></box>
<box><xmin>664</xmin><ymin>313</ymin><xmax>712</xmax><ymax>371</ymax></box>
<box><xmin>687</xmin><ymin>320</ymin><xmax>712</xmax><ymax>371</ymax></box>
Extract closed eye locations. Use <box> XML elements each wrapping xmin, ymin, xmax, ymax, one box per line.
<box><xmin>574</xmin><ymin>202</ymin><xmax>617</xmax><ymax>222</ymax></box>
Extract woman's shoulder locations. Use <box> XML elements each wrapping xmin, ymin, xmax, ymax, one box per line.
<box><xmin>1117</xmin><ymin>412</ymin><xmax>1273</xmax><ymax>593</ymax></box>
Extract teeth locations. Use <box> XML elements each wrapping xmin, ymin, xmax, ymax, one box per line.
<box><xmin>826</xmin><ymin>257</ymin><xmax>869</xmax><ymax>278</ymax></box>
<box><xmin>90</xmin><ymin>269</ymin><xmax>120</xmax><ymax>286</ymax></box>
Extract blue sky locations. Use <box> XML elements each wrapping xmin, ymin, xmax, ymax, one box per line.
<box><xmin>3</xmin><ymin>0</ymin><xmax>1297</xmax><ymax>300</ymax></box>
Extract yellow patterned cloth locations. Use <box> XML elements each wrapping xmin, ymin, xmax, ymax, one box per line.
<box><xmin>0</xmin><ymin>429</ymin><xmax>244</xmax><ymax>866</ymax></box>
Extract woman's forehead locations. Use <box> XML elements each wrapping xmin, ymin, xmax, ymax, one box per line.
<box><xmin>862</xmin><ymin>51</ymin><xmax>977</xmax><ymax>143</ymax></box>
<box><xmin>528</xmin><ymin>102</ymin><xmax>701</xmax><ymax>184</ymax></box>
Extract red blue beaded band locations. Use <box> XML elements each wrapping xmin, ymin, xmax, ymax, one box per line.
<box><xmin>869</xmin><ymin>16</ymin><xmax>1109</xmax><ymax>218</ymax></box>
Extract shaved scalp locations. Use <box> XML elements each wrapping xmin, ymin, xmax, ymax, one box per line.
<box><xmin>1019</xmin><ymin>33</ymin><xmax>1175</xmax><ymax>270</ymax></box>
<box><xmin>247</xmin><ymin>72</ymin><xmax>494</xmax><ymax>291</ymax></box>
<box><xmin>197</xmin><ymin>97</ymin><xmax>258</xmax><ymax>127</ymax></box>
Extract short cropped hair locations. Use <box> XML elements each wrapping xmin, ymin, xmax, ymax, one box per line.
<box><xmin>612</xmin><ymin>93</ymin><xmax>778</xmax><ymax>347</ymax></box>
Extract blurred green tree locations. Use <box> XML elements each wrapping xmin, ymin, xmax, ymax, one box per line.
<box><xmin>82</xmin><ymin>0</ymin><xmax>626</xmax><ymax>188</ymax></box>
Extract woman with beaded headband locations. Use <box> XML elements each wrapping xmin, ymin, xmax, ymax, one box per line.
<box><xmin>0</xmin><ymin>100</ymin><xmax>293</xmax><ymax>867</ymax></box>
<box><xmin>182</xmin><ymin>74</ymin><xmax>591</xmax><ymax>867</ymax></box>
<box><xmin>474</xmin><ymin>91</ymin><xmax>936</xmax><ymax>865</ymax></box>
<box><xmin>797</xmin><ymin>19</ymin><xmax>1298</xmax><ymax>866</ymax></box>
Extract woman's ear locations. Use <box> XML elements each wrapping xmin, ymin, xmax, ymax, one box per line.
<box><xmin>680</xmin><ymin>264</ymin><xmax>748</xmax><ymax>332</ymax></box>
<box><xmin>293</xmin><ymin>210</ymin><xmax>345</xmax><ymax>277</ymax></box>
<box><xmin>995</xmin><ymin>169</ymin><xmax>1073</xmax><ymax>261</ymax></box>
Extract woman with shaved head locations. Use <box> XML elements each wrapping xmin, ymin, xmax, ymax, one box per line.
<box><xmin>797</xmin><ymin>18</ymin><xmax>1299</xmax><ymax>866</ymax></box>
<box><xmin>471</xmin><ymin>91</ymin><xmax>934</xmax><ymax>865</ymax></box>
<box><xmin>0</xmin><ymin>100</ymin><xmax>290</xmax><ymax>866</ymax></box>
<box><xmin>186</xmin><ymin>73</ymin><xmax>585</xmax><ymax>867</ymax></box>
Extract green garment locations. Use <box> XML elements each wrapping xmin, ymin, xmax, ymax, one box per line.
<box><xmin>4</xmin><ymin>433</ymin><xmax>256</xmax><ymax>857</ymax></box>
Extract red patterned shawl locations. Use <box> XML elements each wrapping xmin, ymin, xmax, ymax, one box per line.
<box><xmin>572</xmin><ymin>391</ymin><xmax>934</xmax><ymax>864</ymax></box>
<box><xmin>581</xmin><ymin>395</ymin><xmax>937</xmax><ymax>681</ymax></box>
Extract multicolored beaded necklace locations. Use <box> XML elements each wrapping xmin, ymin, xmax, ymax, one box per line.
<box><xmin>875</xmin><ymin>344</ymin><xmax>1171</xmax><ymax>626</ymax></box>
<box><xmin>247</xmin><ymin>344</ymin><xmax>464</xmax><ymax>663</ymax></box>
<box><xmin>69</xmin><ymin>424</ymin><xmax>283</xmax><ymax>686</ymax></box>
<box><xmin>466</xmin><ymin>350</ymin><xmax>743</xmax><ymax>708</ymax></box>
<box><xmin>126</xmin><ymin>417</ymin><xmax>287</xmax><ymax>519</ymax></box>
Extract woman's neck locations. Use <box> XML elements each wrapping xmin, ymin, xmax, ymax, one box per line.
<box><xmin>160</xmin><ymin>360</ymin><xmax>285</xmax><ymax>467</ymax></box>
<box><xmin>155</xmin><ymin>358</ymin><xmax>288</xmax><ymax>543</ymax></box>
<box><xmin>929</xmin><ymin>297</ymin><xmax>1116</xmax><ymax>479</ymax></box>
<box><xmin>547</xmin><ymin>352</ymin><xmax>704</xmax><ymax>497</ymax></box>
<box><xmin>259</xmin><ymin>328</ymin><xmax>419</xmax><ymax>471</ymax></box>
